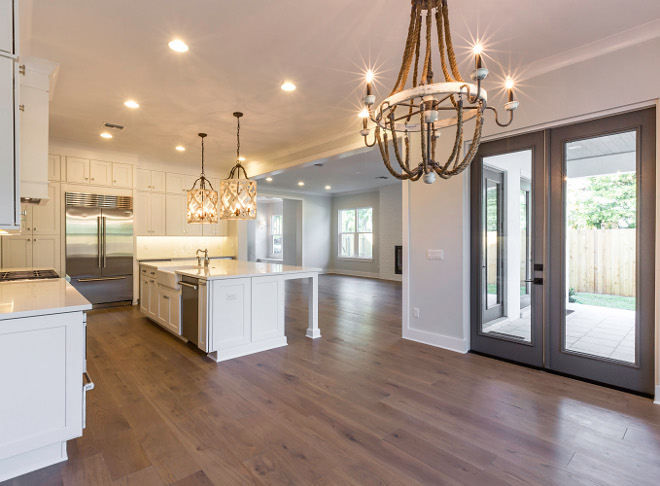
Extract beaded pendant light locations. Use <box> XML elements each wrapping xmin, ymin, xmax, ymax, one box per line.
<box><xmin>218</xmin><ymin>112</ymin><xmax>257</xmax><ymax>220</ymax></box>
<box><xmin>186</xmin><ymin>133</ymin><xmax>219</xmax><ymax>223</ymax></box>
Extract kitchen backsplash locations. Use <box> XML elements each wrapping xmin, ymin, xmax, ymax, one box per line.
<box><xmin>135</xmin><ymin>236</ymin><xmax>236</xmax><ymax>260</ymax></box>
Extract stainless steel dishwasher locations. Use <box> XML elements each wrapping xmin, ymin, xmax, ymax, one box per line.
<box><xmin>180</xmin><ymin>276</ymin><xmax>200</xmax><ymax>345</ymax></box>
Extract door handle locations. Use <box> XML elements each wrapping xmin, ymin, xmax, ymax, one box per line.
<box><xmin>102</xmin><ymin>217</ymin><xmax>107</xmax><ymax>268</ymax></box>
<box><xmin>78</xmin><ymin>276</ymin><xmax>126</xmax><ymax>282</ymax></box>
<box><xmin>524</xmin><ymin>278</ymin><xmax>543</xmax><ymax>285</ymax></box>
<box><xmin>83</xmin><ymin>371</ymin><xmax>95</xmax><ymax>391</ymax></box>
<box><xmin>179</xmin><ymin>281</ymin><xmax>198</xmax><ymax>290</ymax></box>
<box><xmin>97</xmin><ymin>216</ymin><xmax>102</xmax><ymax>267</ymax></box>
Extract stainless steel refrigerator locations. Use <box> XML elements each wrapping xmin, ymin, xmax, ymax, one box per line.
<box><xmin>65</xmin><ymin>192</ymin><xmax>133</xmax><ymax>305</ymax></box>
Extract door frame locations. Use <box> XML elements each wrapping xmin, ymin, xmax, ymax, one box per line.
<box><xmin>547</xmin><ymin>107</ymin><xmax>656</xmax><ymax>395</ymax></box>
<box><xmin>481</xmin><ymin>166</ymin><xmax>506</xmax><ymax>324</ymax></box>
<box><xmin>470</xmin><ymin>130</ymin><xmax>546</xmax><ymax>367</ymax></box>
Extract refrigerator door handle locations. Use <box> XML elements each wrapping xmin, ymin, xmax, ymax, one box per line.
<box><xmin>97</xmin><ymin>216</ymin><xmax>102</xmax><ymax>268</ymax></box>
<box><xmin>78</xmin><ymin>276</ymin><xmax>126</xmax><ymax>282</ymax></box>
<box><xmin>102</xmin><ymin>216</ymin><xmax>107</xmax><ymax>268</ymax></box>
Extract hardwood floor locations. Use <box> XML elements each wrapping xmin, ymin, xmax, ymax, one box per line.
<box><xmin>5</xmin><ymin>274</ymin><xmax>660</xmax><ymax>485</ymax></box>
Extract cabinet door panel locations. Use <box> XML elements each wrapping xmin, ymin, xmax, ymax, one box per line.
<box><xmin>112</xmin><ymin>163</ymin><xmax>132</xmax><ymax>188</ymax></box>
<box><xmin>134</xmin><ymin>192</ymin><xmax>150</xmax><ymax>235</ymax></box>
<box><xmin>136</xmin><ymin>168</ymin><xmax>150</xmax><ymax>191</ymax></box>
<box><xmin>89</xmin><ymin>160</ymin><xmax>111</xmax><ymax>186</ymax></box>
<box><xmin>151</xmin><ymin>170</ymin><xmax>166</xmax><ymax>192</ymax></box>
<box><xmin>166</xmin><ymin>173</ymin><xmax>186</xmax><ymax>194</ymax></box>
<box><xmin>0</xmin><ymin>0</ymin><xmax>15</xmax><ymax>56</ymax></box>
<box><xmin>32</xmin><ymin>236</ymin><xmax>60</xmax><ymax>273</ymax></box>
<box><xmin>1</xmin><ymin>237</ymin><xmax>31</xmax><ymax>268</ymax></box>
<box><xmin>139</xmin><ymin>277</ymin><xmax>150</xmax><ymax>314</ymax></box>
<box><xmin>148</xmin><ymin>279</ymin><xmax>158</xmax><ymax>317</ymax></box>
<box><xmin>251</xmin><ymin>276</ymin><xmax>284</xmax><ymax>341</ymax></box>
<box><xmin>165</xmin><ymin>194</ymin><xmax>184</xmax><ymax>235</ymax></box>
<box><xmin>32</xmin><ymin>183</ymin><xmax>60</xmax><ymax>235</ymax></box>
<box><xmin>0</xmin><ymin>56</ymin><xmax>18</xmax><ymax>229</ymax></box>
<box><xmin>210</xmin><ymin>278</ymin><xmax>251</xmax><ymax>349</ymax></box>
<box><xmin>66</xmin><ymin>157</ymin><xmax>90</xmax><ymax>184</ymax></box>
<box><xmin>48</xmin><ymin>154</ymin><xmax>61</xmax><ymax>181</ymax></box>
<box><xmin>150</xmin><ymin>193</ymin><xmax>166</xmax><ymax>235</ymax></box>
<box><xmin>20</xmin><ymin>85</ymin><xmax>49</xmax><ymax>192</ymax></box>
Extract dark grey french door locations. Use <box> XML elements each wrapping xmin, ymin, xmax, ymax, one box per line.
<box><xmin>471</xmin><ymin>108</ymin><xmax>656</xmax><ymax>395</ymax></box>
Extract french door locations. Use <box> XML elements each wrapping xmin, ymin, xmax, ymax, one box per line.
<box><xmin>470</xmin><ymin>108</ymin><xmax>656</xmax><ymax>395</ymax></box>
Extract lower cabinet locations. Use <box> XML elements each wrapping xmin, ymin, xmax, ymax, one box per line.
<box><xmin>157</xmin><ymin>285</ymin><xmax>181</xmax><ymax>334</ymax></box>
<box><xmin>0</xmin><ymin>311</ymin><xmax>86</xmax><ymax>481</ymax></box>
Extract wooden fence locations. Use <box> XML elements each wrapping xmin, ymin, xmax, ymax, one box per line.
<box><xmin>568</xmin><ymin>228</ymin><xmax>635</xmax><ymax>297</ymax></box>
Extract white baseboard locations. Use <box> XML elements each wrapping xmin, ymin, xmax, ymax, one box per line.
<box><xmin>403</xmin><ymin>326</ymin><xmax>468</xmax><ymax>354</ymax></box>
<box><xmin>0</xmin><ymin>441</ymin><xmax>68</xmax><ymax>482</ymax></box>
<box><xmin>654</xmin><ymin>385</ymin><xmax>660</xmax><ymax>405</ymax></box>
<box><xmin>209</xmin><ymin>336</ymin><xmax>288</xmax><ymax>363</ymax></box>
<box><xmin>326</xmin><ymin>269</ymin><xmax>381</xmax><ymax>279</ymax></box>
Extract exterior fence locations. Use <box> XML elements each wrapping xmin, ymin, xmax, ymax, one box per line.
<box><xmin>568</xmin><ymin>228</ymin><xmax>636</xmax><ymax>297</ymax></box>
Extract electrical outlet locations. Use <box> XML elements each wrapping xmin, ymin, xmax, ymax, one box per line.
<box><xmin>426</xmin><ymin>249</ymin><xmax>444</xmax><ymax>260</ymax></box>
<box><xmin>413</xmin><ymin>307</ymin><xmax>420</xmax><ymax>318</ymax></box>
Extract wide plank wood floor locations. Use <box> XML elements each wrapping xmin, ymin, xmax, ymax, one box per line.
<box><xmin>5</xmin><ymin>274</ymin><xmax>660</xmax><ymax>485</ymax></box>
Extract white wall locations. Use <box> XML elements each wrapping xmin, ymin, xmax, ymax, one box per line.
<box><xmin>283</xmin><ymin>199</ymin><xmax>303</xmax><ymax>266</ymax></box>
<box><xmin>404</xmin><ymin>35</ymin><xmax>660</xmax><ymax>396</ymax></box>
<box><xmin>379</xmin><ymin>183</ymin><xmax>403</xmax><ymax>281</ymax></box>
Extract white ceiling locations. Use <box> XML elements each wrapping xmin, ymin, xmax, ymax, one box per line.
<box><xmin>255</xmin><ymin>146</ymin><xmax>398</xmax><ymax>195</ymax></box>
<box><xmin>25</xmin><ymin>0</ymin><xmax>660</xmax><ymax>175</ymax></box>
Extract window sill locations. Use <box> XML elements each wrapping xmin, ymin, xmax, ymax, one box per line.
<box><xmin>338</xmin><ymin>257</ymin><xmax>374</xmax><ymax>263</ymax></box>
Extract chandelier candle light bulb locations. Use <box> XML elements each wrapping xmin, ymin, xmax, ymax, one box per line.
<box><xmin>358</xmin><ymin>0</ymin><xmax>520</xmax><ymax>184</ymax></box>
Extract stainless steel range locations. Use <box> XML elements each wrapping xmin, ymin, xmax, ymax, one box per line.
<box><xmin>0</xmin><ymin>269</ymin><xmax>59</xmax><ymax>281</ymax></box>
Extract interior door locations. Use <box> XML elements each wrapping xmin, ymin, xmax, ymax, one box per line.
<box><xmin>471</xmin><ymin>131</ymin><xmax>546</xmax><ymax>367</ymax></box>
<box><xmin>548</xmin><ymin>108</ymin><xmax>655</xmax><ymax>395</ymax></box>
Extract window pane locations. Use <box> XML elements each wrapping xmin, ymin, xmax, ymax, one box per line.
<box><xmin>340</xmin><ymin>233</ymin><xmax>355</xmax><ymax>257</ymax></box>
<box><xmin>272</xmin><ymin>215</ymin><xmax>282</xmax><ymax>235</ymax></box>
<box><xmin>358</xmin><ymin>233</ymin><xmax>372</xmax><ymax>259</ymax></box>
<box><xmin>357</xmin><ymin>208</ymin><xmax>373</xmax><ymax>232</ymax></box>
<box><xmin>340</xmin><ymin>209</ymin><xmax>355</xmax><ymax>233</ymax></box>
<box><xmin>272</xmin><ymin>235</ymin><xmax>282</xmax><ymax>255</ymax></box>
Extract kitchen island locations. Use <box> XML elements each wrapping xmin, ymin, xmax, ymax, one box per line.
<box><xmin>139</xmin><ymin>260</ymin><xmax>321</xmax><ymax>362</ymax></box>
<box><xmin>0</xmin><ymin>279</ymin><xmax>92</xmax><ymax>482</ymax></box>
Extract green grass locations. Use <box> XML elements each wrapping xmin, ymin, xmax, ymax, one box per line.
<box><xmin>572</xmin><ymin>292</ymin><xmax>636</xmax><ymax>311</ymax></box>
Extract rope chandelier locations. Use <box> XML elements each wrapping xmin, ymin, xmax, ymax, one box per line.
<box><xmin>360</xmin><ymin>0</ymin><xmax>519</xmax><ymax>184</ymax></box>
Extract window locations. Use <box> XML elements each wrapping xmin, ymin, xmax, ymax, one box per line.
<box><xmin>339</xmin><ymin>207</ymin><xmax>373</xmax><ymax>259</ymax></box>
<box><xmin>271</xmin><ymin>214</ymin><xmax>282</xmax><ymax>256</ymax></box>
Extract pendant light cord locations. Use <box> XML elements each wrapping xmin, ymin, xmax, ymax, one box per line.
<box><xmin>236</xmin><ymin>116</ymin><xmax>241</xmax><ymax>163</ymax></box>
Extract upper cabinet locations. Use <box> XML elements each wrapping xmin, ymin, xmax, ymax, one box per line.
<box><xmin>66</xmin><ymin>157</ymin><xmax>90</xmax><ymax>184</ymax></box>
<box><xmin>0</xmin><ymin>0</ymin><xmax>16</xmax><ymax>57</ymax></box>
<box><xmin>48</xmin><ymin>154</ymin><xmax>61</xmax><ymax>181</ymax></box>
<box><xmin>137</xmin><ymin>168</ymin><xmax>166</xmax><ymax>192</ymax></box>
<box><xmin>65</xmin><ymin>157</ymin><xmax>133</xmax><ymax>188</ymax></box>
<box><xmin>112</xmin><ymin>162</ymin><xmax>132</xmax><ymax>188</ymax></box>
<box><xmin>89</xmin><ymin>159</ymin><xmax>111</xmax><ymax>186</ymax></box>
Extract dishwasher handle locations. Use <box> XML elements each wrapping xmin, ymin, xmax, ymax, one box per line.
<box><xmin>179</xmin><ymin>281</ymin><xmax>198</xmax><ymax>290</ymax></box>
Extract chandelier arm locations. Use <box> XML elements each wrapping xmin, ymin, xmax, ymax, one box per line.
<box><xmin>485</xmin><ymin>106</ymin><xmax>515</xmax><ymax>127</ymax></box>
<box><xmin>435</xmin><ymin>98</ymin><xmax>463</xmax><ymax>174</ymax></box>
<box><xmin>376</xmin><ymin>132</ymin><xmax>410</xmax><ymax>181</ymax></box>
<box><xmin>389</xmin><ymin>119</ymin><xmax>415</xmax><ymax>176</ymax></box>
<box><xmin>446</xmin><ymin>107</ymin><xmax>484</xmax><ymax>177</ymax></box>
<box><xmin>441</xmin><ymin>0</ymin><xmax>464</xmax><ymax>83</ymax></box>
<box><xmin>406</xmin><ymin>9</ymin><xmax>423</xmax><ymax>123</ymax></box>
<box><xmin>391</xmin><ymin>3</ymin><xmax>419</xmax><ymax>96</ymax></box>
<box><xmin>398</xmin><ymin>6</ymin><xmax>422</xmax><ymax>94</ymax></box>
<box><xmin>421</xmin><ymin>6</ymin><xmax>433</xmax><ymax>85</ymax></box>
<box><xmin>434</xmin><ymin>6</ymin><xmax>453</xmax><ymax>82</ymax></box>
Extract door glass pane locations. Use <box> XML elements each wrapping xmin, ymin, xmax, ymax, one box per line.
<box><xmin>481</xmin><ymin>151</ymin><xmax>533</xmax><ymax>343</ymax></box>
<box><xmin>564</xmin><ymin>131</ymin><xmax>637</xmax><ymax>364</ymax></box>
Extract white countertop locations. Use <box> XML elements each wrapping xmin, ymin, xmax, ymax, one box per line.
<box><xmin>174</xmin><ymin>260</ymin><xmax>321</xmax><ymax>280</ymax></box>
<box><xmin>0</xmin><ymin>279</ymin><xmax>92</xmax><ymax>320</ymax></box>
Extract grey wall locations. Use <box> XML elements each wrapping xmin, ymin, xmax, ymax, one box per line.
<box><xmin>283</xmin><ymin>199</ymin><xmax>302</xmax><ymax>265</ymax></box>
<box><xmin>379</xmin><ymin>183</ymin><xmax>403</xmax><ymax>281</ymax></box>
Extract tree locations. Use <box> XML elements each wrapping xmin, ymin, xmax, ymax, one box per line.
<box><xmin>568</xmin><ymin>173</ymin><xmax>636</xmax><ymax>229</ymax></box>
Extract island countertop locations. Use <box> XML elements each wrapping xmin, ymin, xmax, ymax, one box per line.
<box><xmin>0</xmin><ymin>279</ymin><xmax>92</xmax><ymax>320</ymax></box>
<box><xmin>174</xmin><ymin>260</ymin><xmax>321</xmax><ymax>280</ymax></box>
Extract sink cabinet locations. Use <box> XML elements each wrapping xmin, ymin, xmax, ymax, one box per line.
<box><xmin>139</xmin><ymin>264</ymin><xmax>181</xmax><ymax>336</ymax></box>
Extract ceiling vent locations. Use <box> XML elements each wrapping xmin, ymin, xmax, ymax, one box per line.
<box><xmin>375</xmin><ymin>176</ymin><xmax>389</xmax><ymax>180</ymax></box>
<box><xmin>314</xmin><ymin>162</ymin><xmax>325</xmax><ymax>167</ymax></box>
<box><xmin>102</xmin><ymin>122</ymin><xmax>125</xmax><ymax>131</ymax></box>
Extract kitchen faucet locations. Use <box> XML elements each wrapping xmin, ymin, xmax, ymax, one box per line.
<box><xmin>196</xmin><ymin>248</ymin><xmax>210</xmax><ymax>268</ymax></box>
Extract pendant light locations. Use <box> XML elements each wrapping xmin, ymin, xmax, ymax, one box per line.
<box><xmin>218</xmin><ymin>112</ymin><xmax>257</xmax><ymax>220</ymax></box>
<box><xmin>186</xmin><ymin>133</ymin><xmax>219</xmax><ymax>223</ymax></box>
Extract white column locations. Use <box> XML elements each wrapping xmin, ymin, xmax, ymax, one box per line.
<box><xmin>305</xmin><ymin>273</ymin><xmax>321</xmax><ymax>338</ymax></box>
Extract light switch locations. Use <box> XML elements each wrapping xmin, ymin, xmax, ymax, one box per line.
<box><xmin>413</xmin><ymin>307</ymin><xmax>420</xmax><ymax>318</ymax></box>
<box><xmin>426</xmin><ymin>249</ymin><xmax>444</xmax><ymax>260</ymax></box>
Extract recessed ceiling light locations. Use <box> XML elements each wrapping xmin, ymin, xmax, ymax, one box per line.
<box><xmin>124</xmin><ymin>100</ymin><xmax>139</xmax><ymax>109</ymax></box>
<box><xmin>298</xmin><ymin>181</ymin><xmax>305</xmax><ymax>186</ymax></box>
<box><xmin>168</xmin><ymin>39</ymin><xmax>189</xmax><ymax>53</ymax></box>
<box><xmin>281</xmin><ymin>81</ymin><xmax>296</xmax><ymax>92</ymax></box>
<box><xmin>266</xmin><ymin>177</ymin><xmax>273</xmax><ymax>182</ymax></box>
<box><xmin>175</xmin><ymin>145</ymin><xmax>185</xmax><ymax>151</ymax></box>
<box><xmin>325</xmin><ymin>185</ymin><xmax>331</xmax><ymax>190</ymax></box>
<box><xmin>100</xmin><ymin>132</ymin><xmax>112</xmax><ymax>139</ymax></box>
<box><xmin>238</xmin><ymin>156</ymin><xmax>246</xmax><ymax>161</ymax></box>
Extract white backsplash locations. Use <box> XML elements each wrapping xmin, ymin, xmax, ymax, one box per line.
<box><xmin>136</xmin><ymin>236</ymin><xmax>236</xmax><ymax>260</ymax></box>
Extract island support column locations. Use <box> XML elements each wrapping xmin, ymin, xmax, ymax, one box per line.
<box><xmin>305</xmin><ymin>273</ymin><xmax>321</xmax><ymax>339</ymax></box>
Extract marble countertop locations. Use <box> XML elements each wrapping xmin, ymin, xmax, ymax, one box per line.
<box><xmin>0</xmin><ymin>279</ymin><xmax>92</xmax><ymax>320</ymax></box>
<box><xmin>175</xmin><ymin>260</ymin><xmax>321</xmax><ymax>280</ymax></box>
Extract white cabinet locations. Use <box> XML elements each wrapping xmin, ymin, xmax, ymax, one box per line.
<box><xmin>0</xmin><ymin>311</ymin><xmax>85</xmax><ymax>482</ymax></box>
<box><xmin>165</xmin><ymin>194</ymin><xmax>202</xmax><ymax>236</ymax></box>
<box><xmin>251</xmin><ymin>276</ymin><xmax>284</xmax><ymax>341</ymax></box>
<box><xmin>66</xmin><ymin>157</ymin><xmax>90</xmax><ymax>184</ymax></box>
<box><xmin>139</xmin><ymin>276</ymin><xmax>150</xmax><ymax>315</ymax></box>
<box><xmin>48</xmin><ymin>154</ymin><xmax>61</xmax><ymax>181</ymax></box>
<box><xmin>203</xmin><ymin>220</ymin><xmax>228</xmax><ymax>236</ymax></box>
<box><xmin>135</xmin><ymin>192</ymin><xmax>165</xmax><ymax>235</ymax></box>
<box><xmin>0</xmin><ymin>0</ymin><xmax>16</xmax><ymax>57</ymax></box>
<box><xmin>137</xmin><ymin>168</ymin><xmax>165</xmax><ymax>192</ymax></box>
<box><xmin>32</xmin><ymin>235</ymin><xmax>59</xmax><ymax>269</ymax></box>
<box><xmin>89</xmin><ymin>160</ymin><xmax>111</xmax><ymax>186</ymax></box>
<box><xmin>2</xmin><ymin>236</ymin><xmax>31</xmax><ymax>267</ymax></box>
<box><xmin>157</xmin><ymin>285</ymin><xmax>181</xmax><ymax>334</ymax></box>
<box><xmin>166</xmin><ymin>173</ymin><xmax>188</xmax><ymax>194</ymax></box>
<box><xmin>0</xmin><ymin>54</ymin><xmax>19</xmax><ymax>229</ymax></box>
<box><xmin>112</xmin><ymin>162</ymin><xmax>132</xmax><ymax>188</ymax></box>
<box><xmin>32</xmin><ymin>183</ymin><xmax>60</xmax><ymax>235</ymax></box>
<box><xmin>210</xmin><ymin>278</ymin><xmax>252</xmax><ymax>350</ymax></box>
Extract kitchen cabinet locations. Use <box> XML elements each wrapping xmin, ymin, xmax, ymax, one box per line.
<box><xmin>48</xmin><ymin>154</ymin><xmax>61</xmax><ymax>181</ymax></box>
<box><xmin>165</xmin><ymin>194</ymin><xmax>202</xmax><ymax>236</ymax></box>
<box><xmin>0</xmin><ymin>0</ymin><xmax>16</xmax><ymax>57</ymax></box>
<box><xmin>89</xmin><ymin>160</ymin><xmax>111</xmax><ymax>186</ymax></box>
<box><xmin>166</xmin><ymin>172</ymin><xmax>188</xmax><ymax>194</ymax></box>
<box><xmin>112</xmin><ymin>162</ymin><xmax>132</xmax><ymax>188</ymax></box>
<box><xmin>66</xmin><ymin>157</ymin><xmax>90</xmax><ymax>184</ymax></box>
<box><xmin>1</xmin><ymin>235</ymin><xmax>60</xmax><ymax>272</ymax></box>
<box><xmin>135</xmin><ymin>191</ymin><xmax>165</xmax><ymax>235</ymax></box>
<box><xmin>139</xmin><ymin>276</ymin><xmax>150</xmax><ymax>315</ymax></box>
<box><xmin>0</xmin><ymin>52</ymin><xmax>20</xmax><ymax>230</ymax></box>
<box><xmin>203</xmin><ymin>220</ymin><xmax>228</xmax><ymax>236</ymax></box>
<box><xmin>157</xmin><ymin>284</ymin><xmax>181</xmax><ymax>334</ymax></box>
<box><xmin>137</xmin><ymin>168</ymin><xmax>165</xmax><ymax>192</ymax></box>
<box><xmin>32</xmin><ymin>183</ymin><xmax>60</xmax><ymax>235</ymax></box>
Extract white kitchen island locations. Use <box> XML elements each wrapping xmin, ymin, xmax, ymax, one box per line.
<box><xmin>0</xmin><ymin>279</ymin><xmax>92</xmax><ymax>482</ymax></box>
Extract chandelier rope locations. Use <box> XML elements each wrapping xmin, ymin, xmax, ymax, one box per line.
<box><xmin>360</xmin><ymin>0</ymin><xmax>518</xmax><ymax>184</ymax></box>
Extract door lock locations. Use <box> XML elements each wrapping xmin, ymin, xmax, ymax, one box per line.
<box><xmin>524</xmin><ymin>277</ymin><xmax>543</xmax><ymax>285</ymax></box>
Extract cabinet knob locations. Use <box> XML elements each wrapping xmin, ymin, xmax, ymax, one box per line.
<box><xmin>19</xmin><ymin>64</ymin><xmax>26</xmax><ymax>75</ymax></box>
<box><xmin>113</xmin><ymin>180</ymin><xmax>117</xmax><ymax>183</ymax></box>
<box><xmin>91</xmin><ymin>178</ymin><xmax>95</xmax><ymax>181</ymax></box>
<box><xmin>19</xmin><ymin>104</ymin><xmax>25</xmax><ymax>112</ymax></box>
